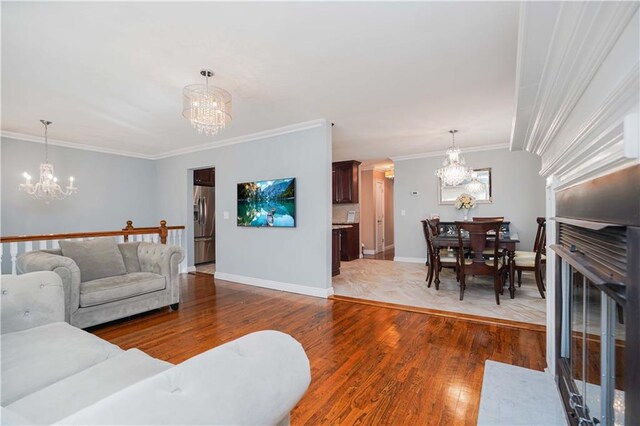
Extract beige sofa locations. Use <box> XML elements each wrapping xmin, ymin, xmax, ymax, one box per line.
<box><xmin>0</xmin><ymin>271</ymin><xmax>311</xmax><ymax>425</ymax></box>
<box><xmin>16</xmin><ymin>237</ymin><xmax>184</xmax><ymax>328</ymax></box>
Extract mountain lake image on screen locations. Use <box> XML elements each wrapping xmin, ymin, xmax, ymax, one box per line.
<box><xmin>237</xmin><ymin>178</ymin><xmax>296</xmax><ymax>227</ymax></box>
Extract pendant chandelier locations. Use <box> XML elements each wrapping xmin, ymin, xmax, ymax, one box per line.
<box><xmin>434</xmin><ymin>130</ymin><xmax>471</xmax><ymax>186</ymax></box>
<box><xmin>465</xmin><ymin>171</ymin><xmax>485</xmax><ymax>194</ymax></box>
<box><xmin>182</xmin><ymin>69</ymin><xmax>232</xmax><ymax>137</ymax></box>
<box><xmin>384</xmin><ymin>169</ymin><xmax>394</xmax><ymax>180</ymax></box>
<box><xmin>19</xmin><ymin>120</ymin><xmax>77</xmax><ymax>202</ymax></box>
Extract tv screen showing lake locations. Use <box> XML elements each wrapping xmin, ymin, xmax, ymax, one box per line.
<box><xmin>237</xmin><ymin>178</ymin><xmax>296</xmax><ymax>227</ymax></box>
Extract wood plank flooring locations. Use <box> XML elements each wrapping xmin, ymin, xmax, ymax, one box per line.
<box><xmin>89</xmin><ymin>273</ymin><xmax>547</xmax><ymax>425</ymax></box>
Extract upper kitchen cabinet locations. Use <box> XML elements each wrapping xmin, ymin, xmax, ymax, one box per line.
<box><xmin>194</xmin><ymin>168</ymin><xmax>215</xmax><ymax>187</ymax></box>
<box><xmin>332</xmin><ymin>160</ymin><xmax>361</xmax><ymax>204</ymax></box>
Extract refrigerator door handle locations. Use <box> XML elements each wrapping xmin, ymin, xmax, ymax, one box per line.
<box><xmin>198</xmin><ymin>198</ymin><xmax>204</xmax><ymax>225</ymax></box>
<box><xmin>202</xmin><ymin>196</ymin><xmax>207</xmax><ymax>227</ymax></box>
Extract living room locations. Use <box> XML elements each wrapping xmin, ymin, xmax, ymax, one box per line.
<box><xmin>1</xmin><ymin>2</ymin><xmax>639</xmax><ymax>425</ymax></box>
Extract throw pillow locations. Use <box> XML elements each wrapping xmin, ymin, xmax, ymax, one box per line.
<box><xmin>59</xmin><ymin>238</ymin><xmax>127</xmax><ymax>282</ymax></box>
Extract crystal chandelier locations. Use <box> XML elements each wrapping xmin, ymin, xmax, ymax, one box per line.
<box><xmin>435</xmin><ymin>130</ymin><xmax>471</xmax><ymax>186</ymax></box>
<box><xmin>19</xmin><ymin>120</ymin><xmax>77</xmax><ymax>202</ymax></box>
<box><xmin>384</xmin><ymin>169</ymin><xmax>394</xmax><ymax>180</ymax></box>
<box><xmin>465</xmin><ymin>171</ymin><xmax>485</xmax><ymax>194</ymax></box>
<box><xmin>182</xmin><ymin>69</ymin><xmax>232</xmax><ymax>136</ymax></box>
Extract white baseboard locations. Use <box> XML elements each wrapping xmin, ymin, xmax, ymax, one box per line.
<box><xmin>214</xmin><ymin>272</ymin><xmax>334</xmax><ymax>299</ymax></box>
<box><xmin>184</xmin><ymin>265</ymin><xmax>196</xmax><ymax>273</ymax></box>
<box><xmin>393</xmin><ymin>256</ymin><xmax>427</xmax><ymax>264</ymax></box>
<box><xmin>363</xmin><ymin>249</ymin><xmax>376</xmax><ymax>255</ymax></box>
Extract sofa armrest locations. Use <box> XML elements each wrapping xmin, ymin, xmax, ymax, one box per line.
<box><xmin>57</xmin><ymin>330</ymin><xmax>311</xmax><ymax>425</ymax></box>
<box><xmin>16</xmin><ymin>251</ymin><xmax>81</xmax><ymax>322</ymax></box>
<box><xmin>1</xmin><ymin>271</ymin><xmax>65</xmax><ymax>334</ymax></box>
<box><xmin>137</xmin><ymin>243</ymin><xmax>185</xmax><ymax>304</ymax></box>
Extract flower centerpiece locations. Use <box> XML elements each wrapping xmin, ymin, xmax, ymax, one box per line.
<box><xmin>454</xmin><ymin>193</ymin><xmax>476</xmax><ymax>221</ymax></box>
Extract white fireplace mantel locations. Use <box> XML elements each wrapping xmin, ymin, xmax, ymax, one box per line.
<box><xmin>510</xmin><ymin>1</ymin><xmax>639</xmax><ymax>374</ymax></box>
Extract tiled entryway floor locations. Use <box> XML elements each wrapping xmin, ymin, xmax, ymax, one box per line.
<box><xmin>332</xmin><ymin>259</ymin><xmax>546</xmax><ymax>325</ymax></box>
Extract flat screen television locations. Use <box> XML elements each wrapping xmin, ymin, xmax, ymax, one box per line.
<box><xmin>237</xmin><ymin>177</ymin><xmax>296</xmax><ymax>227</ymax></box>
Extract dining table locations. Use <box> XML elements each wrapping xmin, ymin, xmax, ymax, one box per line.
<box><xmin>431</xmin><ymin>230</ymin><xmax>520</xmax><ymax>298</ymax></box>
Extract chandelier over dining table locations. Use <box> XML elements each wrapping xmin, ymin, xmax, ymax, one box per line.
<box><xmin>434</xmin><ymin>129</ymin><xmax>471</xmax><ymax>186</ymax></box>
<box><xmin>19</xmin><ymin>120</ymin><xmax>77</xmax><ymax>202</ymax></box>
<box><xmin>182</xmin><ymin>69</ymin><xmax>232</xmax><ymax>137</ymax></box>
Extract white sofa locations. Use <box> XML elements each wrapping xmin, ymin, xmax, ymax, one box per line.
<box><xmin>0</xmin><ymin>272</ymin><xmax>311</xmax><ymax>425</ymax></box>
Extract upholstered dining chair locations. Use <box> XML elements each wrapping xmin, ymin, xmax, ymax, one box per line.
<box><xmin>514</xmin><ymin>217</ymin><xmax>546</xmax><ymax>298</ymax></box>
<box><xmin>472</xmin><ymin>216</ymin><xmax>505</xmax><ymax>222</ymax></box>
<box><xmin>473</xmin><ymin>217</ymin><xmax>506</xmax><ymax>259</ymax></box>
<box><xmin>421</xmin><ymin>219</ymin><xmax>457</xmax><ymax>288</ymax></box>
<box><xmin>455</xmin><ymin>220</ymin><xmax>506</xmax><ymax>304</ymax></box>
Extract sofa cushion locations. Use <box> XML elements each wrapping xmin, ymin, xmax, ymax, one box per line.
<box><xmin>0</xmin><ymin>322</ymin><xmax>122</xmax><ymax>406</ymax></box>
<box><xmin>118</xmin><ymin>242</ymin><xmax>141</xmax><ymax>273</ymax></box>
<box><xmin>7</xmin><ymin>348</ymin><xmax>172</xmax><ymax>425</ymax></box>
<box><xmin>80</xmin><ymin>272</ymin><xmax>166</xmax><ymax>308</ymax></box>
<box><xmin>59</xmin><ymin>238</ymin><xmax>127</xmax><ymax>282</ymax></box>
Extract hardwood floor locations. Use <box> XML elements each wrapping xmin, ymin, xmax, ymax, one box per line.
<box><xmin>362</xmin><ymin>247</ymin><xmax>395</xmax><ymax>260</ymax></box>
<box><xmin>90</xmin><ymin>273</ymin><xmax>547</xmax><ymax>425</ymax></box>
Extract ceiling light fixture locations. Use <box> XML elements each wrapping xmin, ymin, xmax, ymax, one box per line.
<box><xmin>435</xmin><ymin>130</ymin><xmax>471</xmax><ymax>186</ymax></box>
<box><xmin>19</xmin><ymin>120</ymin><xmax>77</xmax><ymax>202</ymax></box>
<box><xmin>182</xmin><ymin>69</ymin><xmax>232</xmax><ymax>137</ymax></box>
<box><xmin>384</xmin><ymin>169</ymin><xmax>394</xmax><ymax>180</ymax></box>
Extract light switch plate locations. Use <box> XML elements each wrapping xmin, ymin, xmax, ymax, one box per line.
<box><xmin>401</xmin><ymin>210</ymin><xmax>406</xmax><ymax>216</ymax></box>
<box><xmin>223</xmin><ymin>211</ymin><xmax>230</xmax><ymax>219</ymax></box>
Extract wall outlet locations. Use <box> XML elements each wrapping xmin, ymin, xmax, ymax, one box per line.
<box><xmin>223</xmin><ymin>211</ymin><xmax>230</xmax><ymax>220</ymax></box>
<box><xmin>401</xmin><ymin>210</ymin><xmax>406</xmax><ymax>216</ymax></box>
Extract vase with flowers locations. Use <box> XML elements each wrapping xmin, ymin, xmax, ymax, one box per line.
<box><xmin>455</xmin><ymin>193</ymin><xmax>476</xmax><ymax>221</ymax></box>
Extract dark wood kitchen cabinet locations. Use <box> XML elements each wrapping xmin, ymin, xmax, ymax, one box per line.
<box><xmin>332</xmin><ymin>160</ymin><xmax>361</xmax><ymax>204</ymax></box>
<box><xmin>194</xmin><ymin>168</ymin><xmax>215</xmax><ymax>187</ymax></box>
<box><xmin>338</xmin><ymin>224</ymin><xmax>360</xmax><ymax>262</ymax></box>
<box><xmin>332</xmin><ymin>229</ymin><xmax>341</xmax><ymax>276</ymax></box>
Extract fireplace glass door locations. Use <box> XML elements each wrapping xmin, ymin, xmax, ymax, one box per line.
<box><xmin>560</xmin><ymin>262</ymin><xmax>626</xmax><ymax>425</ymax></box>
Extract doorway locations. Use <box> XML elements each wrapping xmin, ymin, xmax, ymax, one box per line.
<box><xmin>193</xmin><ymin>167</ymin><xmax>216</xmax><ymax>275</ymax></box>
<box><xmin>360</xmin><ymin>163</ymin><xmax>394</xmax><ymax>261</ymax></box>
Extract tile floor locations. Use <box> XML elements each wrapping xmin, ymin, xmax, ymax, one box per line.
<box><xmin>195</xmin><ymin>262</ymin><xmax>216</xmax><ymax>275</ymax></box>
<box><xmin>332</xmin><ymin>259</ymin><xmax>546</xmax><ymax>325</ymax></box>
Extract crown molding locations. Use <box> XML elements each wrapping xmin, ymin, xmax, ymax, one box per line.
<box><xmin>151</xmin><ymin>119</ymin><xmax>326</xmax><ymax>160</ymax></box>
<box><xmin>1</xmin><ymin>119</ymin><xmax>327</xmax><ymax>161</ymax></box>
<box><xmin>390</xmin><ymin>143</ymin><xmax>510</xmax><ymax>162</ymax></box>
<box><xmin>0</xmin><ymin>130</ymin><xmax>156</xmax><ymax>160</ymax></box>
<box><xmin>511</xmin><ymin>1</ymin><xmax>639</xmax><ymax>156</ymax></box>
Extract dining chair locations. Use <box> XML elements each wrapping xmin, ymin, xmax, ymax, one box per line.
<box><xmin>514</xmin><ymin>218</ymin><xmax>546</xmax><ymax>298</ymax></box>
<box><xmin>421</xmin><ymin>219</ymin><xmax>457</xmax><ymax>288</ymax></box>
<box><xmin>455</xmin><ymin>220</ymin><xmax>506</xmax><ymax>304</ymax></box>
<box><xmin>472</xmin><ymin>217</ymin><xmax>505</xmax><ymax>222</ymax></box>
<box><xmin>472</xmin><ymin>217</ymin><xmax>506</xmax><ymax>259</ymax></box>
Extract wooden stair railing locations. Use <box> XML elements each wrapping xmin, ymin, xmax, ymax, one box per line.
<box><xmin>0</xmin><ymin>220</ymin><xmax>186</xmax><ymax>274</ymax></box>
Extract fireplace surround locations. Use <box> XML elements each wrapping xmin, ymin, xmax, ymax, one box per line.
<box><xmin>552</xmin><ymin>165</ymin><xmax>639</xmax><ymax>425</ymax></box>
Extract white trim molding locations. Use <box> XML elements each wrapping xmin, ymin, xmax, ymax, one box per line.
<box><xmin>214</xmin><ymin>271</ymin><xmax>334</xmax><ymax>299</ymax></box>
<box><xmin>0</xmin><ymin>130</ymin><xmax>155</xmax><ymax>160</ymax></box>
<box><xmin>393</xmin><ymin>256</ymin><xmax>426</xmax><ymax>264</ymax></box>
<box><xmin>154</xmin><ymin>119</ymin><xmax>326</xmax><ymax>159</ymax></box>
<box><xmin>1</xmin><ymin>119</ymin><xmax>327</xmax><ymax>161</ymax></box>
<box><xmin>390</xmin><ymin>143</ymin><xmax>509</xmax><ymax>162</ymax></box>
<box><xmin>363</xmin><ymin>249</ymin><xmax>376</xmax><ymax>256</ymax></box>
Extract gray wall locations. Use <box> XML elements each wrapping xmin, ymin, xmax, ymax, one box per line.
<box><xmin>155</xmin><ymin>123</ymin><xmax>332</xmax><ymax>291</ymax></box>
<box><xmin>394</xmin><ymin>148</ymin><xmax>545</xmax><ymax>261</ymax></box>
<box><xmin>1</xmin><ymin>137</ymin><xmax>158</xmax><ymax>235</ymax></box>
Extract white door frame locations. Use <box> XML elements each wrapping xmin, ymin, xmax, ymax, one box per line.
<box><xmin>374</xmin><ymin>179</ymin><xmax>385</xmax><ymax>253</ymax></box>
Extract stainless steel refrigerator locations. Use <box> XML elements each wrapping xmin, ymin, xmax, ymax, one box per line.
<box><xmin>193</xmin><ymin>186</ymin><xmax>215</xmax><ymax>264</ymax></box>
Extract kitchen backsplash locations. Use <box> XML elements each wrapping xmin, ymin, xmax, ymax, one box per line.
<box><xmin>333</xmin><ymin>203</ymin><xmax>360</xmax><ymax>223</ymax></box>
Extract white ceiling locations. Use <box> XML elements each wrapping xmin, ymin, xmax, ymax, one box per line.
<box><xmin>1</xmin><ymin>2</ymin><xmax>519</xmax><ymax>161</ymax></box>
